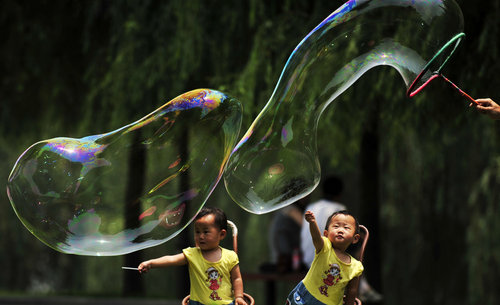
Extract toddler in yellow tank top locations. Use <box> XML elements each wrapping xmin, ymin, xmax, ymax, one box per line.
<box><xmin>286</xmin><ymin>210</ymin><xmax>363</xmax><ymax>305</ymax></box>
<box><xmin>138</xmin><ymin>207</ymin><xmax>247</xmax><ymax>305</ymax></box>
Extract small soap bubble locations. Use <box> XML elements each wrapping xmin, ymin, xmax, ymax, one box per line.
<box><xmin>7</xmin><ymin>89</ymin><xmax>242</xmax><ymax>256</ymax></box>
<box><xmin>224</xmin><ymin>0</ymin><xmax>464</xmax><ymax>213</ymax></box>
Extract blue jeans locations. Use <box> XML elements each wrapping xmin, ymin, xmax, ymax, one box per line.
<box><xmin>286</xmin><ymin>282</ymin><xmax>325</xmax><ymax>305</ymax></box>
<box><xmin>188</xmin><ymin>300</ymin><xmax>234</xmax><ymax>305</ymax></box>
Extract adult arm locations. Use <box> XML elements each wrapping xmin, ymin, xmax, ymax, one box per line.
<box><xmin>475</xmin><ymin>98</ymin><xmax>500</xmax><ymax>120</ymax></box>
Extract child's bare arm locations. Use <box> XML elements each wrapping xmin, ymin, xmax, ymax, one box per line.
<box><xmin>343</xmin><ymin>277</ymin><xmax>361</xmax><ymax>305</ymax></box>
<box><xmin>230</xmin><ymin>265</ymin><xmax>248</xmax><ymax>305</ymax></box>
<box><xmin>138</xmin><ymin>253</ymin><xmax>187</xmax><ymax>273</ymax></box>
<box><xmin>305</xmin><ymin>210</ymin><xmax>324</xmax><ymax>253</ymax></box>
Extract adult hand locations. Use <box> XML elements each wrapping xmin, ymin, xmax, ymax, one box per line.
<box><xmin>474</xmin><ymin>98</ymin><xmax>500</xmax><ymax>120</ymax></box>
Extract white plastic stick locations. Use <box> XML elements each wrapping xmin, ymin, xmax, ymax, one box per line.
<box><xmin>121</xmin><ymin>267</ymin><xmax>139</xmax><ymax>271</ymax></box>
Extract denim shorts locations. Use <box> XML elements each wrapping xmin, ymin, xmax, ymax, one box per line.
<box><xmin>286</xmin><ymin>281</ymin><xmax>325</xmax><ymax>305</ymax></box>
<box><xmin>188</xmin><ymin>300</ymin><xmax>234</xmax><ymax>305</ymax></box>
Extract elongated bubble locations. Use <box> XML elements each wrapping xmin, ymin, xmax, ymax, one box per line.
<box><xmin>224</xmin><ymin>0</ymin><xmax>465</xmax><ymax>214</ymax></box>
<box><xmin>7</xmin><ymin>89</ymin><xmax>242</xmax><ymax>256</ymax></box>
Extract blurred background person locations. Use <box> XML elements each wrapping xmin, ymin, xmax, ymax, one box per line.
<box><xmin>267</xmin><ymin>178</ymin><xmax>309</xmax><ymax>273</ymax></box>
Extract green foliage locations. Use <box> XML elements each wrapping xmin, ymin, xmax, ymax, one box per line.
<box><xmin>1</xmin><ymin>0</ymin><xmax>500</xmax><ymax>304</ymax></box>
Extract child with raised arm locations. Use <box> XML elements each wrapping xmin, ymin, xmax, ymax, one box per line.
<box><xmin>138</xmin><ymin>207</ymin><xmax>248</xmax><ymax>305</ymax></box>
<box><xmin>286</xmin><ymin>210</ymin><xmax>363</xmax><ymax>305</ymax></box>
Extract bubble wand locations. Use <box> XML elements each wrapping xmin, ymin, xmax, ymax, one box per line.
<box><xmin>406</xmin><ymin>33</ymin><xmax>477</xmax><ymax>105</ymax></box>
<box><xmin>408</xmin><ymin>72</ymin><xmax>478</xmax><ymax>105</ymax></box>
<box><xmin>439</xmin><ymin>74</ymin><xmax>478</xmax><ymax>105</ymax></box>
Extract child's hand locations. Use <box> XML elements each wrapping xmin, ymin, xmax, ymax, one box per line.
<box><xmin>305</xmin><ymin>210</ymin><xmax>316</xmax><ymax>223</ymax></box>
<box><xmin>235</xmin><ymin>296</ymin><xmax>248</xmax><ymax>305</ymax></box>
<box><xmin>138</xmin><ymin>261</ymin><xmax>152</xmax><ymax>274</ymax></box>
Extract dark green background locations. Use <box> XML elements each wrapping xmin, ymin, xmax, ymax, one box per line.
<box><xmin>1</xmin><ymin>1</ymin><xmax>499</xmax><ymax>304</ymax></box>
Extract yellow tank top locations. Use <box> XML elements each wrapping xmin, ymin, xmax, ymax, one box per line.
<box><xmin>182</xmin><ymin>247</ymin><xmax>239</xmax><ymax>305</ymax></box>
<box><xmin>302</xmin><ymin>236</ymin><xmax>363</xmax><ymax>304</ymax></box>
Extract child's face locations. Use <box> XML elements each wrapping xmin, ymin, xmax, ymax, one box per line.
<box><xmin>323</xmin><ymin>214</ymin><xmax>359</xmax><ymax>250</ymax></box>
<box><xmin>194</xmin><ymin>214</ymin><xmax>226</xmax><ymax>251</ymax></box>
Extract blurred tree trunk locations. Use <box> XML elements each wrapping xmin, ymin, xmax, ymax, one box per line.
<box><xmin>359</xmin><ymin>97</ymin><xmax>381</xmax><ymax>292</ymax></box>
<box><xmin>177</xmin><ymin>129</ymin><xmax>191</xmax><ymax>299</ymax></box>
<box><xmin>123</xmin><ymin>131</ymin><xmax>145</xmax><ymax>296</ymax></box>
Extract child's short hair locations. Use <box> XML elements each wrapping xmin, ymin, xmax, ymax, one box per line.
<box><xmin>325</xmin><ymin>210</ymin><xmax>359</xmax><ymax>234</ymax></box>
<box><xmin>195</xmin><ymin>206</ymin><xmax>228</xmax><ymax>231</ymax></box>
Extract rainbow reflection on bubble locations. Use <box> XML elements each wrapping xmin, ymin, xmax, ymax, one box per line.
<box><xmin>224</xmin><ymin>0</ymin><xmax>465</xmax><ymax>214</ymax></box>
<box><xmin>7</xmin><ymin>89</ymin><xmax>242</xmax><ymax>256</ymax></box>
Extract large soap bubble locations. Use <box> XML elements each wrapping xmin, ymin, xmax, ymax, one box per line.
<box><xmin>7</xmin><ymin>89</ymin><xmax>242</xmax><ymax>256</ymax></box>
<box><xmin>224</xmin><ymin>0</ymin><xmax>465</xmax><ymax>214</ymax></box>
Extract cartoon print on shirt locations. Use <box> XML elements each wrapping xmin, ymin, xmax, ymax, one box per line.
<box><xmin>319</xmin><ymin>264</ymin><xmax>342</xmax><ymax>297</ymax></box>
<box><xmin>206</xmin><ymin>267</ymin><xmax>222</xmax><ymax>301</ymax></box>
